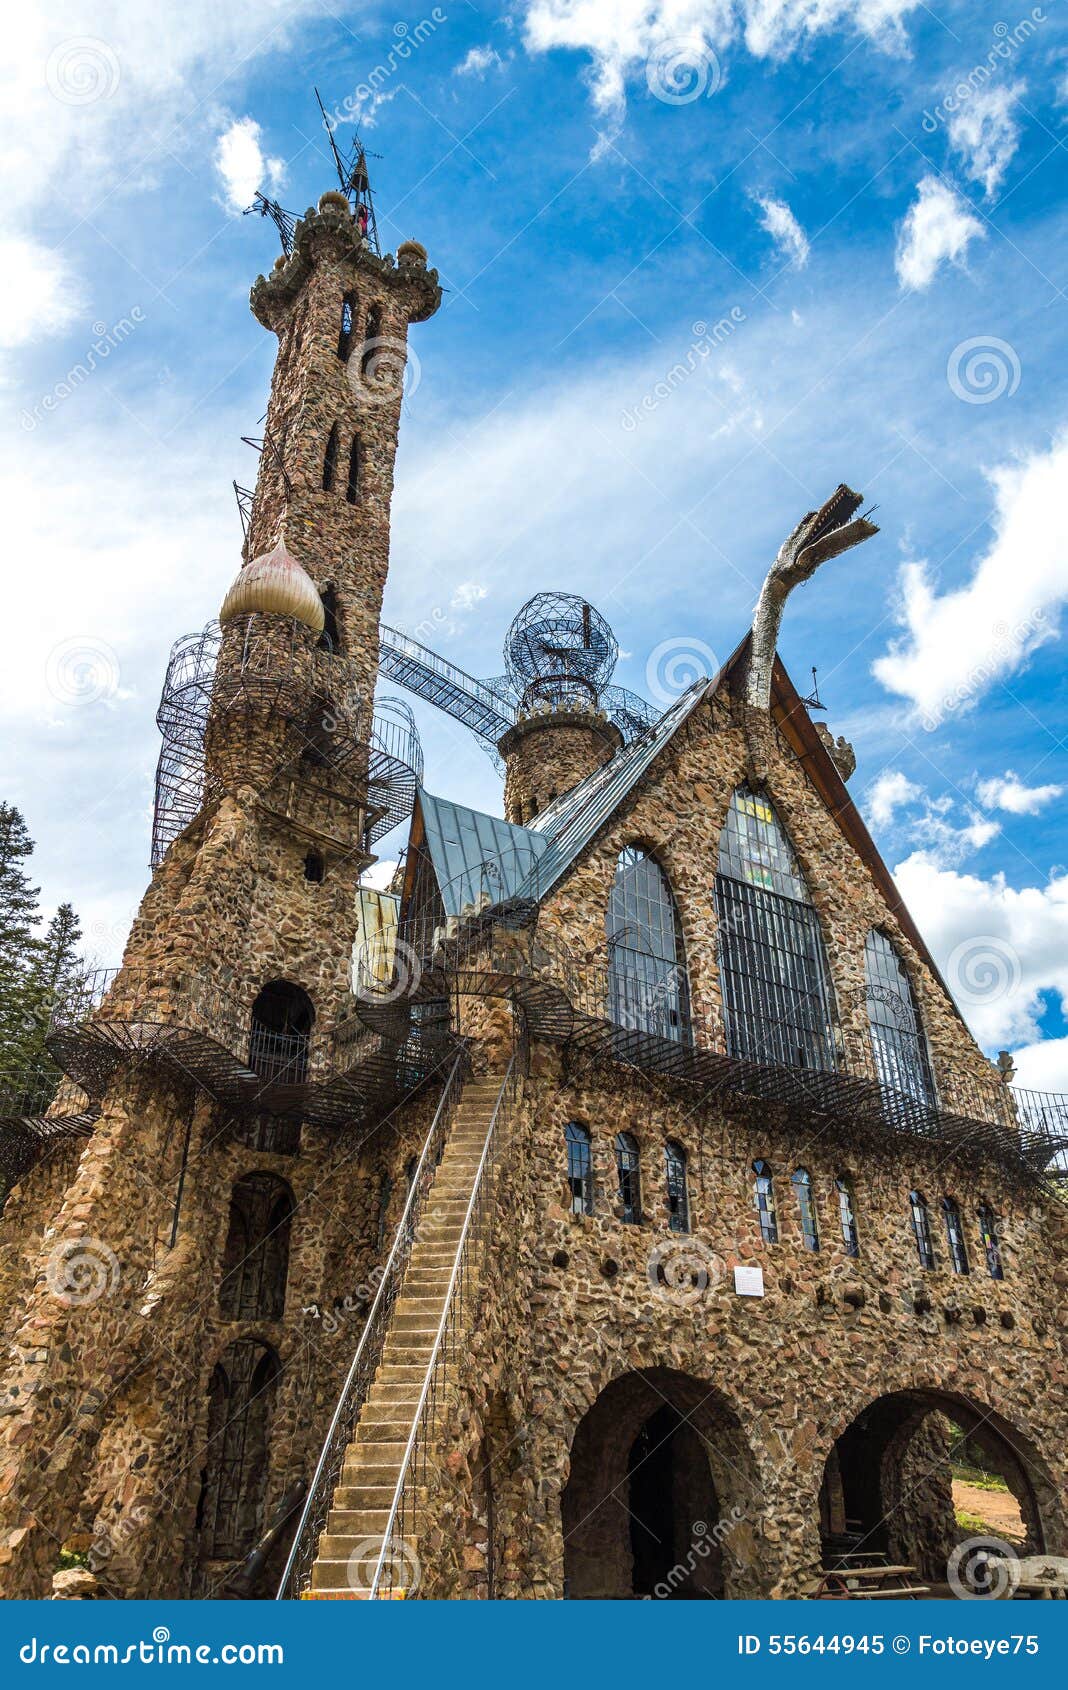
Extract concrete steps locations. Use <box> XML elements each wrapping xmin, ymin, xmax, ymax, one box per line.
<box><xmin>305</xmin><ymin>1073</ymin><xmax>504</xmax><ymax>1598</ymax></box>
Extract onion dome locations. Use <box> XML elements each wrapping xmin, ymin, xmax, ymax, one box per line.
<box><xmin>219</xmin><ymin>536</ymin><xmax>325</xmax><ymax>634</ymax></box>
<box><xmin>397</xmin><ymin>239</ymin><xmax>428</xmax><ymax>267</ymax></box>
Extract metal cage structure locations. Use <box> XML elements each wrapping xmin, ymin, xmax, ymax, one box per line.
<box><xmin>504</xmin><ymin>592</ymin><xmax>619</xmax><ymax>712</ymax></box>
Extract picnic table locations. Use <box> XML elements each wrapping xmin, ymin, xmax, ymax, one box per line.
<box><xmin>812</xmin><ymin>1564</ymin><xmax>931</xmax><ymax>1600</ymax></box>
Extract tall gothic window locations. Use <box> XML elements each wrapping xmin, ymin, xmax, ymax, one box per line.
<box><xmin>835</xmin><ymin>1174</ymin><xmax>859</xmax><ymax>1257</ymax></box>
<box><xmin>322</xmin><ymin>423</ymin><xmax>339</xmax><ymax>492</ymax></box>
<box><xmin>566</xmin><ymin>1122</ymin><xmax>593</xmax><ymax>1216</ymax></box>
<box><xmin>910</xmin><ymin>1189</ymin><xmax>936</xmax><ymax>1270</ymax></box>
<box><xmin>865</xmin><ymin>930</ymin><xmax>935</xmax><ymax>1106</ymax></box>
<box><xmin>337</xmin><ymin>293</ymin><xmax>357</xmax><ymax>361</ymax></box>
<box><xmin>715</xmin><ymin>788</ymin><xmax>836</xmax><ymax>1071</ymax></box>
<box><xmin>753</xmin><ymin>1159</ymin><xmax>778</xmax><ymax>1243</ymax></box>
<box><xmin>665</xmin><ymin>1140</ymin><xmax>689</xmax><ymax>1233</ymax></box>
<box><xmin>219</xmin><ymin>1173</ymin><xmax>294</xmax><ymax>1321</ymax></box>
<box><xmin>606</xmin><ymin>846</ymin><xmax>691</xmax><ymax>1043</ymax></box>
<box><xmin>196</xmin><ymin>1340</ymin><xmax>279</xmax><ymax>1559</ymax></box>
<box><xmin>792</xmin><ymin>1167</ymin><xmax>820</xmax><ymax>1251</ymax></box>
<box><xmin>346</xmin><ymin>435</ymin><xmax>361</xmax><ymax>504</ymax></box>
<box><xmin>615</xmin><ymin>1132</ymin><xmax>642</xmax><ymax>1223</ymax></box>
<box><xmin>942</xmin><ymin>1196</ymin><xmax>970</xmax><ymax>1275</ymax></box>
<box><xmin>978</xmin><ymin>1203</ymin><xmax>1004</xmax><ymax>1279</ymax></box>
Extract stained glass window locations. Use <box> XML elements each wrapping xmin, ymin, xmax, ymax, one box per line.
<box><xmin>753</xmin><ymin>1160</ymin><xmax>778</xmax><ymax>1244</ymax></box>
<box><xmin>607</xmin><ymin>847</ymin><xmax>691</xmax><ymax>1043</ymax></box>
<box><xmin>910</xmin><ymin>1189</ymin><xmax>936</xmax><ymax>1270</ymax></box>
<box><xmin>566</xmin><ymin>1121</ymin><xmax>593</xmax><ymax>1216</ymax></box>
<box><xmin>615</xmin><ymin>1132</ymin><xmax>642</xmax><ymax>1223</ymax></box>
<box><xmin>792</xmin><ymin>1167</ymin><xmax>820</xmax><ymax>1251</ymax></box>
<box><xmin>836</xmin><ymin>1175</ymin><xmax>859</xmax><ymax>1257</ymax></box>
<box><xmin>665</xmin><ymin>1141</ymin><xmax>689</xmax><ymax>1233</ymax></box>
<box><xmin>978</xmin><ymin>1203</ymin><xmax>1004</xmax><ymax>1280</ymax></box>
<box><xmin>942</xmin><ymin>1196</ymin><xmax>970</xmax><ymax>1275</ymax></box>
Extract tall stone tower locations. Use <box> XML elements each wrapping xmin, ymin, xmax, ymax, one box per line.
<box><xmin>0</xmin><ymin>192</ymin><xmax>440</xmax><ymax>1598</ymax></box>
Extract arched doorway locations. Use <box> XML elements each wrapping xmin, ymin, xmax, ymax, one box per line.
<box><xmin>819</xmin><ymin>1390</ymin><xmax>1048</xmax><ymax>1583</ymax></box>
<box><xmin>561</xmin><ymin>1369</ymin><xmax>760</xmax><ymax>1599</ymax></box>
<box><xmin>248</xmin><ymin>981</ymin><xmax>314</xmax><ymax>1087</ymax></box>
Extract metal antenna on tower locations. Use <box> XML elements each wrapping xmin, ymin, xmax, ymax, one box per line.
<box><xmin>242</xmin><ymin>191</ymin><xmax>297</xmax><ymax>256</ymax></box>
<box><xmin>314</xmin><ymin>87</ymin><xmax>382</xmax><ymax>256</ymax></box>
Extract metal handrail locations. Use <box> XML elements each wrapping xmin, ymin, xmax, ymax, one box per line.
<box><xmin>275</xmin><ymin>1046</ymin><xmax>469</xmax><ymax>1599</ymax></box>
<box><xmin>367</xmin><ymin>1051</ymin><xmax>518</xmax><ymax>1599</ymax></box>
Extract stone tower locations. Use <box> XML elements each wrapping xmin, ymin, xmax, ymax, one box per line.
<box><xmin>0</xmin><ymin>192</ymin><xmax>440</xmax><ymax>1598</ymax></box>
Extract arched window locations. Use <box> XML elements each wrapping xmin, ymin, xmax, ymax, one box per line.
<box><xmin>337</xmin><ymin>293</ymin><xmax>357</xmax><ymax>360</ymax></box>
<box><xmin>909</xmin><ymin>1189</ymin><xmax>936</xmax><ymax>1270</ymax></box>
<box><xmin>606</xmin><ymin>846</ymin><xmax>691</xmax><ymax>1043</ymax></box>
<box><xmin>566</xmin><ymin>1122</ymin><xmax>593</xmax><ymax>1216</ymax></box>
<box><xmin>865</xmin><ymin>930</ymin><xmax>935</xmax><ymax>1106</ymax></box>
<box><xmin>792</xmin><ymin>1167</ymin><xmax>820</xmax><ymax>1251</ymax></box>
<box><xmin>322</xmin><ymin>423</ymin><xmax>339</xmax><ymax>492</ymax></box>
<box><xmin>196</xmin><ymin>1340</ymin><xmax>279</xmax><ymax>1559</ymax></box>
<box><xmin>615</xmin><ymin>1132</ymin><xmax>642</xmax><ymax>1223</ymax></box>
<box><xmin>942</xmin><ymin>1196</ymin><xmax>970</xmax><ymax>1274</ymax></box>
<box><xmin>753</xmin><ymin>1160</ymin><xmax>778</xmax><ymax>1243</ymax></box>
<box><xmin>219</xmin><ymin>1173</ymin><xmax>294</xmax><ymax>1320</ymax></box>
<box><xmin>318</xmin><ymin>586</ymin><xmax>340</xmax><ymax>652</ymax></box>
<box><xmin>249</xmin><ymin>981</ymin><xmax>314</xmax><ymax>1086</ymax></box>
<box><xmin>346</xmin><ymin>434</ymin><xmax>361</xmax><ymax>504</ymax></box>
<box><xmin>665</xmin><ymin>1141</ymin><xmax>689</xmax><ymax>1233</ymax></box>
<box><xmin>360</xmin><ymin>304</ymin><xmax>381</xmax><ymax>375</ymax></box>
<box><xmin>978</xmin><ymin>1203</ymin><xmax>1004</xmax><ymax>1280</ymax></box>
<box><xmin>715</xmin><ymin>787</ymin><xmax>836</xmax><ymax>1071</ymax></box>
<box><xmin>835</xmin><ymin>1175</ymin><xmax>859</xmax><ymax>1257</ymax></box>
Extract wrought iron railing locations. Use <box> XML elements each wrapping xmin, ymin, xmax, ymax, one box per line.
<box><xmin>365</xmin><ymin>1053</ymin><xmax>520</xmax><ymax>1599</ymax></box>
<box><xmin>276</xmin><ymin>1046</ymin><xmax>471</xmax><ymax>1599</ymax></box>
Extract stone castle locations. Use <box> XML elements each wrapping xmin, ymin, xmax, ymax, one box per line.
<box><xmin>0</xmin><ymin>181</ymin><xmax>1065</xmax><ymax>1603</ymax></box>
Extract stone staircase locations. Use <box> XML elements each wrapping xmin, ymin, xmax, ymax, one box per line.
<box><xmin>306</xmin><ymin>1074</ymin><xmax>505</xmax><ymax>1597</ymax></box>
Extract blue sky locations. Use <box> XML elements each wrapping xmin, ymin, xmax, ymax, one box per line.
<box><xmin>3</xmin><ymin>0</ymin><xmax>1067</xmax><ymax>1087</ymax></box>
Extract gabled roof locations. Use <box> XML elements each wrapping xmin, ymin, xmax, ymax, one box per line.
<box><xmin>415</xmin><ymin>789</ymin><xmax>546</xmax><ymax>917</ymax></box>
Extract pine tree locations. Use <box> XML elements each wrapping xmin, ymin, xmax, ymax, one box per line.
<box><xmin>0</xmin><ymin>804</ymin><xmax>43</xmax><ymax>1107</ymax></box>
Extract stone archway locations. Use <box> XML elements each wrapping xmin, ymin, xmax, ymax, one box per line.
<box><xmin>561</xmin><ymin>1367</ymin><xmax>761</xmax><ymax>1599</ymax></box>
<box><xmin>818</xmin><ymin>1389</ymin><xmax>1050</xmax><ymax>1583</ymax></box>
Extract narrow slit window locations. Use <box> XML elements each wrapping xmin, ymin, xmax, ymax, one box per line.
<box><xmin>337</xmin><ymin>293</ymin><xmax>357</xmax><ymax>361</ymax></box>
<box><xmin>792</xmin><ymin>1167</ymin><xmax>820</xmax><ymax>1251</ymax></box>
<box><xmin>346</xmin><ymin>435</ymin><xmax>361</xmax><ymax>504</ymax></box>
<box><xmin>753</xmin><ymin>1160</ymin><xmax>778</xmax><ymax>1244</ymax></box>
<box><xmin>303</xmin><ymin>852</ymin><xmax>324</xmax><ymax>883</ymax></box>
<box><xmin>361</xmin><ymin>304</ymin><xmax>382</xmax><ymax>373</ymax></box>
<box><xmin>322</xmin><ymin>423</ymin><xmax>339</xmax><ymax>492</ymax></box>
<box><xmin>910</xmin><ymin>1189</ymin><xmax>936</xmax><ymax>1270</ymax></box>
<box><xmin>978</xmin><ymin>1203</ymin><xmax>1004</xmax><ymax>1280</ymax></box>
<box><xmin>665</xmin><ymin>1140</ymin><xmax>689</xmax><ymax>1233</ymax></box>
<box><xmin>318</xmin><ymin>586</ymin><xmax>340</xmax><ymax>653</ymax></box>
<box><xmin>836</xmin><ymin>1175</ymin><xmax>859</xmax><ymax>1257</ymax></box>
<box><xmin>942</xmin><ymin>1196</ymin><xmax>970</xmax><ymax>1275</ymax></box>
<box><xmin>615</xmin><ymin>1132</ymin><xmax>642</xmax><ymax>1224</ymax></box>
<box><xmin>566</xmin><ymin>1122</ymin><xmax>593</xmax><ymax>1216</ymax></box>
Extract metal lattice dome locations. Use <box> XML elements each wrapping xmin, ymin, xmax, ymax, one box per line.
<box><xmin>504</xmin><ymin>592</ymin><xmax>618</xmax><ymax>711</ymax></box>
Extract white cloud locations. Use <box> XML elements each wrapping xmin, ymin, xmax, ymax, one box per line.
<box><xmin>0</xmin><ymin>236</ymin><xmax>84</xmax><ymax>350</ymax></box>
<box><xmin>455</xmin><ymin>45</ymin><xmax>503</xmax><ymax>77</ymax></box>
<box><xmin>1007</xmin><ymin>1036</ymin><xmax>1068</xmax><ymax>1094</ymax></box>
<box><xmin>755</xmin><ymin>194</ymin><xmax>809</xmax><ymax>267</ymax></box>
<box><xmin>975</xmin><ymin>771</ymin><xmax>1063</xmax><ymax>816</ymax></box>
<box><xmin>894</xmin><ymin>852</ymin><xmax>1068</xmax><ymax>1050</ymax></box>
<box><xmin>214</xmin><ymin>117</ymin><xmax>284</xmax><ymax>216</ymax></box>
<box><xmin>872</xmin><ymin>435</ymin><xmax>1067</xmax><ymax>725</ymax></box>
<box><xmin>948</xmin><ymin>83</ymin><xmax>1023</xmax><ymax>198</ymax></box>
<box><xmin>866</xmin><ymin>769</ymin><xmax>920</xmax><ymax>827</ymax></box>
<box><xmin>520</xmin><ymin>1</ymin><xmax>921</xmax><ymax>148</ymax></box>
<box><xmin>894</xmin><ymin>174</ymin><xmax>984</xmax><ymax>290</ymax></box>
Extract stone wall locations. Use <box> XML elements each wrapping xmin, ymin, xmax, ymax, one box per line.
<box><xmin>500</xmin><ymin>712</ymin><xmax>621</xmax><ymax>825</ymax></box>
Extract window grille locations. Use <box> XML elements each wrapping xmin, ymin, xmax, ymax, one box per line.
<box><xmin>615</xmin><ymin>1132</ymin><xmax>642</xmax><ymax>1223</ymax></box>
<box><xmin>835</xmin><ymin>1175</ymin><xmax>859</xmax><ymax>1256</ymax></box>
<box><xmin>219</xmin><ymin>1173</ymin><xmax>294</xmax><ymax>1321</ymax></box>
<box><xmin>865</xmin><ymin>930</ymin><xmax>935</xmax><ymax>1106</ymax></box>
<box><xmin>910</xmin><ymin>1189</ymin><xmax>936</xmax><ymax>1270</ymax></box>
<box><xmin>248</xmin><ymin>981</ymin><xmax>313</xmax><ymax>1087</ymax></box>
<box><xmin>792</xmin><ymin>1167</ymin><xmax>820</xmax><ymax>1251</ymax></box>
<box><xmin>566</xmin><ymin>1121</ymin><xmax>593</xmax><ymax>1215</ymax></box>
<box><xmin>753</xmin><ymin>1159</ymin><xmax>778</xmax><ymax>1243</ymax></box>
<box><xmin>337</xmin><ymin>294</ymin><xmax>356</xmax><ymax>361</ymax></box>
<box><xmin>606</xmin><ymin>846</ymin><xmax>691</xmax><ymax>1043</ymax></box>
<box><xmin>942</xmin><ymin>1196</ymin><xmax>970</xmax><ymax>1275</ymax></box>
<box><xmin>978</xmin><ymin>1203</ymin><xmax>1004</xmax><ymax>1280</ymax></box>
<box><xmin>197</xmin><ymin>1340</ymin><xmax>279</xmax><ymax>1559</ymax></box>
<box><xmin>715</xmin><ymin>789</ymin><xmax>836</xmax><ymax>1072</ymax></box>
<box><xmin>665</xmin><ymin>1140</ymin><xmax>689</xmax><ymax>1233</ymax></box>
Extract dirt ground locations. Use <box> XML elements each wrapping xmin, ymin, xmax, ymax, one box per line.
<box><xmin>953</xmin><ymin>1479</ymin><xmax>1026</xmax><ymax>1543</ymax></box>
